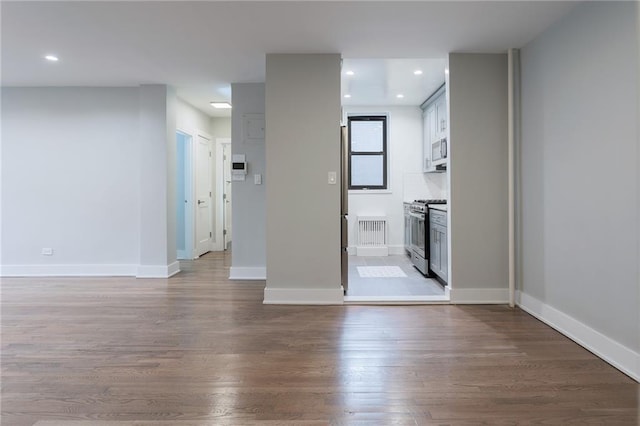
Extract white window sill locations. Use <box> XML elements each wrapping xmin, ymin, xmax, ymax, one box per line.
<box><xmin>348</xmin><ymin>189</ymin><xmax>393</xmax><ymax>195</ymax></box>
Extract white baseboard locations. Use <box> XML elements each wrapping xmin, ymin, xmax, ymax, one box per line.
<box><xmin>517</xmin><ymin>291</ymin><xmax>639</xmax><ymax>382</ymax></box>
<box><xmin>450</xmin><ymin>287</ymin><xmax>509</xmax><ymax>304</ymax></box>
<box><xmin>167</xmin><ymin>261</ymin><xmax>181</xmax><ymax>277</ymax></box>
<box><xmin>136</xmin><ymin>261</ymin><xmax>181</xmax><ymax>278</ymax></box>
<box><xmin>1</xmin><ymin>262</ymin><xmax>181</xmax><ymax>278</ymax></box>
<box><xmin>229</xmin><ymin>266</ymin><xmax>266</xmax><ymax>280</ymax></box>
<box><xmin>1</xmin><ymin>264</ymin><xmax>138</xmax><ymax>277</ymax></box>
<box><xmin>356</xmin><ymin>246</ymin><xmax>389</xmax><ymax>256</ymax></box>
<box><xmin>348</xmin><ymin>245</ymin><xmax>405</xmax><ymax>256</ymax></box>
<box><xmin>344</xmin><ymin>294</ymin><xmax>450</xmax><ymax>304</ymax></box>
<box><xmin>388</xmin><ymin>245</ymin><xmax>405</xmax><ymax>255</ymax></box>
<box><xmin>263</xmin><ymin>287</ymin><xmax>344</xmax><ymax>305</ymax></box>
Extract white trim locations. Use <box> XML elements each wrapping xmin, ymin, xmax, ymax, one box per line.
<box><xmin>507</xmin><ymin>48</ymin><xmax>516</xmax><ymax>309</ymax></box>
<box><xmin>214</xmin><ymin>138</ymin><xmax>231</xmax><ymax>252</ymax></box>
<box><xmin>263</xmin><ymin>287</ymin><xmax>344</xmax><ymax>305</ymax></box>
<box><xmin>194</xmin><ymin>130</ymin><xmax>215</xmax><ymax>256</ymax></box>
<box><xmin>356</xmin><ymin>246</ymin><xmax>388</xmax><ymax>256</ymax></box>
<box><xmin>348</xmin><ymin>189</ymin><xmax>393</xmax><ymax>195</ymax></box>
<box><xmin>344</xmin><ymin>294</ymin><xmax>449</xmax><ymax>304</ymax></box>
<box><xmin>517</xmin><ymin>291</ymin><xmax>639</xmax><ymax>382</ymax></box>
<box><xmin>1</xmin><ymin>262</ymin><xmax>182</xmax><ymax>278</ymax></box>
<box><xmin>1</xmin><ymin>264</ymin><xmax>137</xmax><ymax>277</ymax></box>
<box><xmin>229</xmin><ymin>266</ymin><xmax>266</xmax><ymax>280</ymax></box>
<box><xmin>348</xmin><ymin>245</ymin><xmax>405</xmax><ymax>256</ymax></box>
<box><xmin>449</xmin><ymin>287</ymin><xmax>509</xmax><ymax>304</ymax></box>
<box><xmin>387</xmin><ymin>245</ymin><xmax>406</xmax><ymax>255</ymax></box>
<box><xmin>136</xmin><ymin>261</ymin><xmax>181</xmax><ymax>278</ymax></box>
<box><xmin>167</xmin><ymin>261</ymin><xmax>181</xmax><ymax>277</ymax></box>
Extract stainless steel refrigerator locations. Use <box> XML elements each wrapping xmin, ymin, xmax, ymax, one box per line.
<box><xmin>340</xmin><ymin>126</ymin><xmax>349</xmax><ymax>294</ymax></box>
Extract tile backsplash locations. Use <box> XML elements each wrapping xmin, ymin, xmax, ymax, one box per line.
<box><xmin>403</xmin><ymin>172</ymin><xmax>447</xmax><ymax>201</ymax></box>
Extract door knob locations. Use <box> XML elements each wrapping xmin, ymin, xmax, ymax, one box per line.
<box><xmin>198</xmin><ymin>200</ymin><xmax>204</xmax><ymax>205</ymax></box>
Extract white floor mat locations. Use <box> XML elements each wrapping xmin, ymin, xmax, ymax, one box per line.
<box><xmin>357</xmin><ymin>266</ymin><xmax>407</xmax><ymax>278</ymax></box>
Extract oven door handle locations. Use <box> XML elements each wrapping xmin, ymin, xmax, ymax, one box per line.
<box><xmin>409</xmin><ymin>212</ymin><xmax>425</xmax><ymax>219</ymax></box>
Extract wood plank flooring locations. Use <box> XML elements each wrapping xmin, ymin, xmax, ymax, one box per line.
<box><xmin>2</xmin><ymin>251</ymin><xmax>638</xmax><ymax>425</ymax></box>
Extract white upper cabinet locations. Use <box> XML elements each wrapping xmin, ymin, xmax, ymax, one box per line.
<box><xmin>435</xmin><ymin>95</ymin><xmax>447</xmax><ymax>142</ymax></box>
<box><xmin>422</xmin><ymin>105</ymin><xmax>436</xmax><ymax>172</ymax></box>
<box><xmin>421</xmin><ymin>85</ymin><xmax>448</xmax><ymax>172</ymax></box>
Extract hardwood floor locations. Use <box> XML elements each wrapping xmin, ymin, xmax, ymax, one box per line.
<box><xmin>2</xmin><ymin>251</ymin><xmax>638</xmax><ymax>425</ymax></box>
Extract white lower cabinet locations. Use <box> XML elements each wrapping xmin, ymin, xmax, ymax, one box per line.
<box><xmin>429</xmin><ymin>209</ymin><xmax>448</xmax><ymax>283</ymax></box>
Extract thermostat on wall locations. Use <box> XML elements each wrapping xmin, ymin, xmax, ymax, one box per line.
<box><xmin>232</xmin><ymin>154</ymin><xmax>247</xmax><ymax>181</ymax></box>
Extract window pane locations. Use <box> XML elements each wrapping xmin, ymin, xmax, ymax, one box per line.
<box><xmin>350</xmin><ymin>120</ymin><xmax>383</xmax><ymax>152</ymax></box>
<box><xmin>351</xmin><ymin>155</ymin><xmax>384</xmax><ymax>187</ymax></box>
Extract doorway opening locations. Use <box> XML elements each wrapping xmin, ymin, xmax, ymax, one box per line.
<box><xmin>176</xmin><ymin>131</ymin><xmax>194</xmax><ymax>260</ymax></box>
<box><xmin>176</xmin><ymin>129</ymin><xmax>218</xmax><ymax>261</ymax></box>
<box><xmin>340</xmin><ymin>58</ymin><xmax>451</xmax><ymax>303</ymax></box>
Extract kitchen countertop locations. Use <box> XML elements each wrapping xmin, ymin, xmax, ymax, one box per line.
<box><xmin>428</xmin><ymin>204</ymin><xmax>448</xmax><ymax>211</ymax></box>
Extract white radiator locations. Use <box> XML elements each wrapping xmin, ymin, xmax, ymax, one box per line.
<box><xmin>356</xmin><ymin>216</ymin><xmax>388</xmax><ymax>256</ymax></box>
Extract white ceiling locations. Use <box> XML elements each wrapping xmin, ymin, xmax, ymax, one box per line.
<box><xmin>1</xmin><ymin>1</ymin><xmax>578</xmax><ymax>117</ymax></box>
<box><xmin>342</xmin><ymin>58</ymin><xmax>447</xmax><ymax>106</ymax></box>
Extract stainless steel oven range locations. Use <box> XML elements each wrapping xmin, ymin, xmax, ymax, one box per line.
<box><xmin>409</xmin><ymin>199</ymin><xmax>446</xmax><ymax>276</ymax></box>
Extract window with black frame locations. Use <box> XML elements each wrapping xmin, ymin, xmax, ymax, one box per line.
<box><xmin>348</xmin><ymin>115</ymin><xmax>387</xmax><ymax>190</ymax></box>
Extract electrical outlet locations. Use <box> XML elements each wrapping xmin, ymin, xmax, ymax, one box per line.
<box><xmin>41</xmin><ymin>248</ymin><xmax>53</xmax><ymax>256</ymax></box>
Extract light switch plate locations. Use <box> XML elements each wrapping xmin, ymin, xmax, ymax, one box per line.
<box><xmin>254</xmin><ymin>174</ymin><xmax>262</xmax><ymax>185</ymax></box>
<box><xmin>328</xmin><ymin>171</ymin><xmax>337</xmax><ymax>185</ymax></box>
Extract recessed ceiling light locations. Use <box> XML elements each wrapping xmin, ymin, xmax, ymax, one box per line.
<box><xmin>344</xmin><ymin>94</ymin><xmax>351</xmax><ymax>98</ymax></box>
<box><xmin>44</xmin><ymin>55</ymin><xmax>59</xmax><ymax>62</ymax></box>
<box><xmin>345</xmin><ymin>70</ymin><xmax>355</xmax><ymax>76</ymax></box>
<box><xmin>396</xmin><ymin>94</ymin><xmax>404</xmax><ymax>99</ymax></box>
<box><xmin>414</xmin><ymin>70</ymin><xmax>423</xmax><ymax>75</ymax></box>
<box><xmin>210</xmin><ymin>102</ymin><xmax>232</xmax><ymax>109</ymax></box>
<box><xmin>445</xmin><ymin>68</ymin><xmax>449</xmax><ymax>75</ymax></box>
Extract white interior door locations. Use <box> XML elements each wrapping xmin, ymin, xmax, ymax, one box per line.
<box><xmin>195</xmin><ymin>134</ymin><xmax>213</xmax><ymax>257</ymax></box>
<box><xmin>222</xmin><ymin>143</ymin><xmax>232</xmax><ymax>249</ymax></box>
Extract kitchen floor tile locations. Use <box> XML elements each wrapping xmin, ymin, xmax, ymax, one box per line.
<box><xmin>346</xmin><ymin>254</ymin><xmax>446</xmax><ymax>298</ymax></box>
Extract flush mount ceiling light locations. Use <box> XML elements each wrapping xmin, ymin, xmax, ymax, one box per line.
<box><xmin>414</xmin><ymin>70</ymin><xmax>423</xmax><ymax>75</ymax></box>
<box><xmin>44</xmin><ymin>54</ymin><xmax>59</xmax><ymax>62</ymax></box>
<box><xmin>396</xmin><ymin>94</ymin><xmax>404</xmax><ymax>99</ymax></box>
<box><xmin>210</xmin><ymin>102</ymin><xmax>232</xmax><ymax>109</ymax></box>
<box><xmin>344</xmin><ymin>94</ymin><xmax>352</xmax><ymax>98</ymax></box>
<box><xmin>345</xmin><ymin>70</ymin><xmax>355</xmax><ymax>76</ymax></box>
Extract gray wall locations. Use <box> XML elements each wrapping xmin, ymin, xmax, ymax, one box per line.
<box><xmin>139</xmin><ymin>85</ymin><xmax>177</xmax><ymax>271</ymax></box>
<box><xmin>211</xmin><ymin>117</ymin><xmax>232</xmax><ymax>139</ymax></box>
<box><xmin>448</xmin><ymin>53</ymin><xmax>509</xmax><ymax>302</ymax></box>
<box><xmin>265</xmin><ymin>54</ymin><xmax>342</xmax><ymax>303</ymax></box>
<box><xmin>2</xmin><ymin>87</ymin><xmax>140</xmax><ymax>268</ymax></box>
<box><xmin>230</xmin><ymin>83</ymin><xmax>266</xmax><ymax>273</ymax></box>
<box><xmin>520</xmin><ymin>2</ymin><xmax>639</xmax><ymax>353</ymax></box>
<box><xmin>177</xmin><ymin>97</ymin><xmax>212</xmax><ymax>135</ymax></box>
<box><xmin>2</xmin><ymin>86</ymin><xmax>178</xmax><ymax>277</ymax></box>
